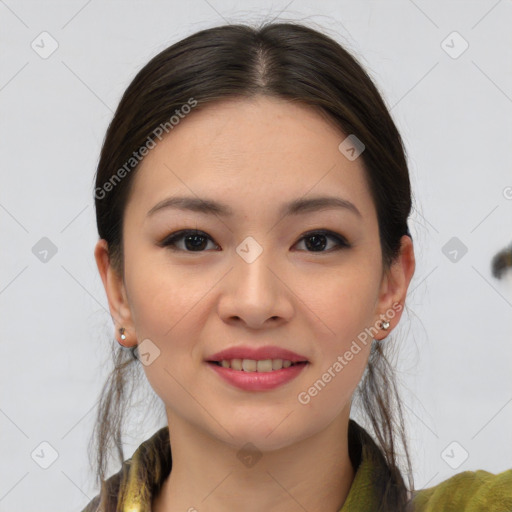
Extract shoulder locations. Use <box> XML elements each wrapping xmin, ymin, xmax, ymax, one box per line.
<box><xmin>410</xmin><ymin>467</ymin><xmax>512</xmax><ymax>512</ymax></box>
<box><xmin>79</xmin><ymin>426</ymin><xmax>171</xmax><ymax>512</ymax></box>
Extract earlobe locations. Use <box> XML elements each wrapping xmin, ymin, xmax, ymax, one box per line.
<box><xmin>374</xmin><ymin>235</ymin><xmax>415</xmax><ymax>339</ymax></box>
<box><xmin>94</xmin><ymin>239</ymin><xmax>136</xmax><ymax>347</ymax></box>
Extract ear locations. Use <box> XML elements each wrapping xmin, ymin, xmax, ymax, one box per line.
<box><xmin>373</xmin><ymin>235</ymin><xmax>415</xmax><ymax>341</ymax></box>
<box><xmin>94</xmin><ymin>239</ymin><xmax>136</xmax><ymax>347</ymax></box>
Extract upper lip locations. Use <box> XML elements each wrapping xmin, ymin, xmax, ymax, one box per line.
<box><xmin>207</xmin><ymin>346</ymin><xmax>309</xmax><ymax>363</ymax></box>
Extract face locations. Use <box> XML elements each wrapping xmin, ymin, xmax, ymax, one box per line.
<box><xmin>95</xmin><ymin>95</ymin><xmax>414</xmax><ymax>452</ymax></box>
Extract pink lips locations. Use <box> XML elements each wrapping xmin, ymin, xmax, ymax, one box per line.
<box><xmin>207</xmin><ymin>346</ymin><xmax>308</xmax><ymax>363</ymax></box>
<box><xmin>206</xmin><ymin>345</ymin><xmax>309</xmax><ymax>391</ymax></box>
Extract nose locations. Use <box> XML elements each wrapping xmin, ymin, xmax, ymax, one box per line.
<box><xmin>217</xmin><ymin>247</ymin><xmax>294</xmax><ymax>329</ymax></box>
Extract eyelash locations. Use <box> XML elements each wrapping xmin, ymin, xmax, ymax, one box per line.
<box><xmin>159</xmin><ymin>229</ymin><xmax>350</xmax><ymax>253</ymax></box>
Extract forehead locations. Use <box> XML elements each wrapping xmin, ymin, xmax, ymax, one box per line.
<box><xmin>125</xmin><ymin>96</ymin><xmax>376</xmax><ymax>224</ymax></box>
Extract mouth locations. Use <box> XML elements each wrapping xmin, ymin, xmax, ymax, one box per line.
<box><xmin>207</xmin><ymin>359</ymin><xmax>309</xmax><ymax>372</ymax></box>
<box><xmin>206</xmin><ymin>357</ymin><xmax>309</xmax><ymax>391</ymax></box>
<box><xmin>206</xmin><ymin>345</ymin><xmax>309</xmax><ymax>369</ymax></box>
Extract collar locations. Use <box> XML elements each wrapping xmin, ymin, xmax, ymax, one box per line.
<box><xmin>87</xmin><ymin>419</ymin><xmax>394</xmax><ymax>511</ymax></box>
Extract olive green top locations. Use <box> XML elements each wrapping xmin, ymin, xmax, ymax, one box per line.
<box><xmin>81</xmin><ymin>420</ymin><xmax>512</xmax><ymax>511</ymax></box>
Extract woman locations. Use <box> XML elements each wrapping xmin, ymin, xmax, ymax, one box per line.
<box><xmin>83</xmin><ymin>22</ymin><xmax>512</xmax><ymax>512</ymax></box>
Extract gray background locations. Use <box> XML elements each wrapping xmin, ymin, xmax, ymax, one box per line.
<box><xmin>1</xmin><ymin>0</ymin><xmax>511</xmax><ymax>510</ymax></box>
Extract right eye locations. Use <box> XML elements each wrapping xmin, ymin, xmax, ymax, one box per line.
<box><xmin>159</xmin><ymin>229</ymin><xmax>219</xmax><ymax>252</ymax></box>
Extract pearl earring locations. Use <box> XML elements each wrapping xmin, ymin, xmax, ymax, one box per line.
<box><xmin>380</xmin><ymin>320</ymin><xmax>390</xmax><ymax>330</ymax></box>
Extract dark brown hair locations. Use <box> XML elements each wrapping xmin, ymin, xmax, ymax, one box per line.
<box><xmin>90</xmin><ymin>21</ymin><xmax>414</xmax><ymax>511</ymax></box>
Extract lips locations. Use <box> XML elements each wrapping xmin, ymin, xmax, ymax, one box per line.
<box><xmin>206</xmin><ymin>346</ymin><xmax>309</xmax><ymax>363</ymax></box>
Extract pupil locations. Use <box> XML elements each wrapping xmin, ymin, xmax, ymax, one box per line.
<box><xmin>186</xmin><ymin>234</ymin><xmax>207</xmax><ymax>251</ymax></box>
<box><xmin>306</xmin><ymin>234</ymin><xmax>326</xmax><ymax>251</ymax></box>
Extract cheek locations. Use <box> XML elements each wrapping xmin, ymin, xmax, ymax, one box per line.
<box><xmin>297</xmin><ymin>285</ymin><xmax>374</xmax><ymax>415</ymax></box>
<box><xmin>298</xmin><ymin>266</ymin><xmax>378</xmax><ymax>401</ymax></box>
<box><xmin>302</xmin><ymin>264</ymin><xmax>380</xmax><ymax>340</ymax></box>
<box><xmin>123</xmin><ymin>246</ymin><xmax>205</xmax><ymax>337</ymax></box>
<box><xmin>296</xmin><ymin>337</ymin><xmax>371</xmax><ymax>421</ymax></box>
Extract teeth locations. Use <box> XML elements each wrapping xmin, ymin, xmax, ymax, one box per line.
<box><xmin>216</xmin><ymin>358</ymin><xmax>298</xmax><ymax>371</ymax></box>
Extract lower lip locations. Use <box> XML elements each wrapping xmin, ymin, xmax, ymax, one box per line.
<box><xmin>207</xmin><ymin>362</ymin><xmax>308</xmax><ymax>391</ymax></box>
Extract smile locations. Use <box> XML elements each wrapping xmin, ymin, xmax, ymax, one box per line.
<box><xmin>210</xmin><ymin>358</ymin><xmax>306</xmax><ymax>372</ymax></box>
<box><xmin>207</xmin><ymin>360</ymin><xmax>309</xmax><ymax>391</ymax></box>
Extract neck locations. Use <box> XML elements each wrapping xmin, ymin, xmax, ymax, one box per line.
<box><xmin>153</xmin><ymin>407</ymin><xmax>355</xmax><ymax>512</ymax></box>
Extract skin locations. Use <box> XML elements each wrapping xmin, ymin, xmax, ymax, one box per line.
<box><xmin>95</xmin><ymin>95</ymin><xmax>415</xmax><ymax>512</ymax></box>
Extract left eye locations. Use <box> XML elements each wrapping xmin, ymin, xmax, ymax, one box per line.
<box><xmin>295</xmin><ymin>230</ymin><xmax>350</xmax><ymax>252</ymax></box>
<box><xmin>159</xmin><ymin>229</ymin><xmax>349</xmax><ymax>253</ymax></box>
<box><xmin>160</xmin><ymin>229</ymin><xmax>219</xmax><ymax>252</ymax></box>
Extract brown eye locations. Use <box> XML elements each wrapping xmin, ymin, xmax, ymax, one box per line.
<box><xmin>159</xmin><ymin>229</ymin><xmax>349</xmax><ymax>253</ymax></box>
<box><xmin>295</xmin><ymin>230</ymin><xmax>350</xmax><ymax>253</ymax></box>
<box><xmin>160</xmin><ymin>229</ymin><xmax>218</xmax><ymax>252</ymax></box>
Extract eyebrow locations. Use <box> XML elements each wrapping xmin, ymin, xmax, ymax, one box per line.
<box><xmin>147</xmin><ymin>195</ymin><xmax>362</xmax><ymax>219</ymax></box>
